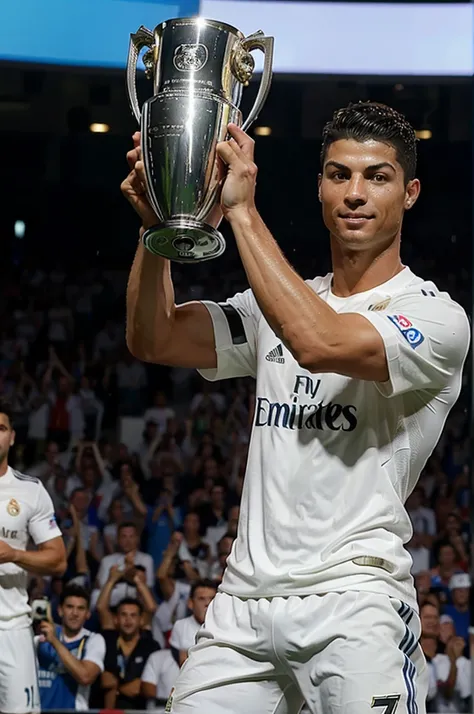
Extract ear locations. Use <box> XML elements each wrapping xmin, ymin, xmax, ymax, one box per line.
<box><xmin>10</xmin><ymin>429</ymin><xmax>15</xmax><ymax>448</ymax></box>
<box><xmin>404</xmin><ymin>178</ymin><xmax>421</xmax><ymax>211</ymax></box>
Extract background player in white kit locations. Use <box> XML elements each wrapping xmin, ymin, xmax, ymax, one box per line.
<box><xmin>122</xmin><ymin>103</ymin><xmax>470</xmax><ymax>714</ymax></box>
<box><xmin>0</xmin><ymin>399</ymin><xmax>66</xmax><ymax>713</ymax></box>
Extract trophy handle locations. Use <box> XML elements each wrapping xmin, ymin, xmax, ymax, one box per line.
<box><xmin>240</xmin><ymin>32</ymin><xmax>274</xmax><ymax>132</ymax></box>
<box><xmin>126</xmin><ymin>25</ymin><xmax>155</xmax><ymax>123</ymax></box>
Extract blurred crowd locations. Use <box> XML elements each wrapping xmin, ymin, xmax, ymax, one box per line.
<box><xmin>0</xmin><ymin>253</ymin><xmax>471</xmax><ymax>712</ymax></box>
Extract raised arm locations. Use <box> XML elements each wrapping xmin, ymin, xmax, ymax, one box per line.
<box><xmin>122</xmin><ymin>135</ymin><xmax>217</xmax><ymax>369</ymax></box>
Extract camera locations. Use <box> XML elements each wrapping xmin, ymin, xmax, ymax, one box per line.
<box><xmin>31</xmin><ymin>598</ymin><xmax>50</xmax><ymax>622</ymax></box>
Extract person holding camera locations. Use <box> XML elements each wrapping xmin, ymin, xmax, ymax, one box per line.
<box><xmin>36</xmin><ymin>584</ymin><xmax>105</xmax><ymax>710</ymax></box>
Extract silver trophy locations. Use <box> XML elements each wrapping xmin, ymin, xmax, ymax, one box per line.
<box><xmin>126</xmin><ymin>17</ymin><xmax>274</xmax><ymax>262</ymax></box>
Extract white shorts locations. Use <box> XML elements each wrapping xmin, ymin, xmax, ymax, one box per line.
<box><xmin>0</xmin><ymin>627</ymin><xmax>39</xmax><ymax>713</ymax></box>
<box><xmin>169</xmin><ymin>591</ymin><xmax>428</xmax><ymax>714</ymax></box>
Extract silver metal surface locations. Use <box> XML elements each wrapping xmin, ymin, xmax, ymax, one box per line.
<box><xmin>126</xmin><ymin>17</ymin><xmax>274</xmax><ymax>263</ymax></box>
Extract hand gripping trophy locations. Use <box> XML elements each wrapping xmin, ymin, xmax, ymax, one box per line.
<box><xmin>126</xmin><ymin>17</ymin><xmax>274</xmax><ymax>263</ymax></box>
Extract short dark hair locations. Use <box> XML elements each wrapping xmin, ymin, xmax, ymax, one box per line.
<box><xmin>190</xmin><ymin>579</ymin><xmax>217</xmax><ymax>600</ymax></box>
<box><xmin>0</xmin><ymin>398</ymin><xmax>14</xmax><ymax>428</ymax></box>
<box><xmin>60</xmin><ymin>583</ymin><xmax>90</xmax><ymax>607</ymax></box>
<box><xmin>116</xmin><ymin>597</ymin><xmax>143</xmax><ymax>614</ymax></box>
<box><xmin>70</xmin><ymin>487</ymin><xmax>87</xmax><ymax>500</ymax></box>
<box><xmin>420</xmin><ymin>600</ymin><xmax>440</xmax><ymax>615</ymax></box>
<box><xmin>320</xmin><ymin>101</ymin><xmax>417</xmax><ymax>184</ymax></box>
<box><xmin>118</xmin><ymin>521</ymin><xmax>138</xmax><ymax>534</ymax></box>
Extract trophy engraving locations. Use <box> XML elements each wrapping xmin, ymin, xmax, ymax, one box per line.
<box><xmin>126</xmin><ymin>18</ymin><xmax>274</xmax><ymax>263</ymax></box>
<box><xmin>173</xmin><ymin>44</ymin><xmax>209</xmax><ymax>72</ymax></box>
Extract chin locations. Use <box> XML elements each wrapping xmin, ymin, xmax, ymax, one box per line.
<box><xmin>334</xmin><ymin>228</ymin><xmax>375</xmax><ymax>250</ymax></box>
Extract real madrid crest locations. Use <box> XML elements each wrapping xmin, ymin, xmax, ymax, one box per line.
<box><xmin>7</xmin><ymin>498</ymin><xmax>20</xmax><ymax>517</ymax></box>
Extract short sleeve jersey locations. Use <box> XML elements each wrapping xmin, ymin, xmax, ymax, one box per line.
<box><xmin>0</xmin><ymin>467</ymin><xmax>62</xmax><ymax>627</ymax></box>
<box><xmin>198</xmin><ymin>268</ymin><xmax>470</xmax><ymax>608</ymax></box>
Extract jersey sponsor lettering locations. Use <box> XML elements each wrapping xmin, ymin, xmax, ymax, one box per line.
<box><xmin>387</xmin><ymin>315</ymin><xmax>425</xmax><ymax>348</ymax></box>
<box><xmin>254</xmin><ymin>374</ymin><xmax>358</xmax><ymax>432</ymax></box>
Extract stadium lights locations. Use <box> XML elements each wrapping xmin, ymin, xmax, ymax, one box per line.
<box><xmin>415</xmin><ymin>129</ymin><xmax>432</xmax><ymax>140</ymax></box>
<box><xmin>254</xmin><ymin>126</ymin><xmax>272</xmax><ymax>136</ymax></box>
<box><xmin>14</xmin><ymin>220</ymin><xmax>25</xmax><ymax>239</ymax></box>
<box><xmin>89</xmin><ymin>123</ymin><xmax>110</xmax><ymax>133</ymax></box>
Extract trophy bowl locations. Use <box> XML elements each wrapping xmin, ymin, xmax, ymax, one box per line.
<box><xmin>126</xmin><ymin>17</ymin><xmax>274</xmax><ymax>263</ymax></box>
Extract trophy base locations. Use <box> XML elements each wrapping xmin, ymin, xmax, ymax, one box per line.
<box><xmin>142</xmin><ymin>219</ymin><xmax>226</xmax><ymax>263</ymax></box>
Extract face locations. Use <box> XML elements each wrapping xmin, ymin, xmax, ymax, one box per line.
<box><xmin>110</xmin><ymin>500</ymin><xmax>123</xmax><ymax>522</ymax></box>
<box><xmin>184</xmin><ymin>513</ymin><xmax>200</xmax><ymax>535</ymax></box>
<box><xmin>421</xmin><ymin>604</ymin><xmax>440</xmax><ymax>638</ymax></box>
<box><xmin>203</xmin><ymin>458</ymin><xmax>219</xmax><ymax>480</ymax></box>
<box><xmin>118</xmin><ymin>526</ymin><xmax>138</xmax><ymax>553</ymax></box>
<box><xmin>415</xmin><ymin>571</ymin><xmax>431</xmax><ymax>594</ymax></box>
<box><xmin>116</xmin><ymin>604</ymin><xmax>142</xmax><ymax>637</ymax></box>
<box><xmin>439</xmin><ymin>620</ymin><xmax>455</xmax><ymax>644</ymax></box>
<box><xmin>439</xmin><ymin>545</ymin><xmax>456</xmax><ymax>567</ymax></box>
<box><xmin>446</xmin><ymin>515</ymin><xmax>460</xmax><ymax>534</ymax></box>
<box><xmin>211</xmin><ymin>486</ymin><xmax>225</xmax><ymax>507</ymax></box>
<box><xmin>0</xmin><ymin>414</ymin><xmax>15</xmax><ymax>463</ymax></box>
<box><xmin>46</xmin><ymin>442</ymin><xmax>59</xmax><ymax>464</ymax></box>
<box><xmin>70</xmin><ymin>490</ymin><xmax>89</xmax><ymax>515</ymax></box>
<box><xmin>82</xmin><ymin>467</ymin><xmax>96</xmax><ymax>490</ymax></box>
<box><xmin>452</xmin><ymin>587</ymin><xmax>470</xmax><ymax>608</ymax></box>
<box><xmin>189</xmin><ymin>586</ymin><xmax>216</xmax><ymax>625</ymax></box>
<box><xmin>120</xmin><ymin>464</ymin><xmax>132</xmax><ymax>481</ymax></box>
<box><xmin>59</xmin><ymin>596</ymin><xmax>90</xmax><ymax>635</ymax></box>
<box><xmin>319</xmin><ymin>139</ymin><xmax>419</xmax><ymax>251</ymax></box>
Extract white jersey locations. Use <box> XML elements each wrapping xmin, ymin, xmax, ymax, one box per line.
<box><xmin>141</xmin><ymin>649</ymin><xmax>179</xmax><ymax>701</ymax></box>
<box><xmin>0</xmin><ymin>466</ymin><xmax>63</xmax><ymax>628</ymax></box>
<box><xmin>198</xmin><ymin>268</ymin><xmax>470</xmax><ymax>609</ymax></box>
<box><xmin>169</xmin><ymin>615</ymin><xmax>202</xmax><ymax>652</ymax></box>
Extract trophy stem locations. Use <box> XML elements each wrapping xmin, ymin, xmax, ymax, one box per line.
<box><xmin>142</xmin><ymin>219</ymin><xmax>226</xmax><ymax>263</ymax></box>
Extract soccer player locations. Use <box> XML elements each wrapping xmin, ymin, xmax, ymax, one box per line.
<box><xmin>122</xmin><ymin>103</ymin><xmax>470</xmax><ymax>714</ymax></box>
<box><xmin>0</xmin><ymin>399</ymin><xmax>67</xmax><ymax>713</ymax></box>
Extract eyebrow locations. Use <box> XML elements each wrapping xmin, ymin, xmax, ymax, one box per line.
<box><xmin>324</xmin><ymin>160</ymin><xmax>396</xmax><ymax>173</ymax></box>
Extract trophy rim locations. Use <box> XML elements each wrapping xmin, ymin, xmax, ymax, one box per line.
<box><xmin>154</xmin><ymin>17</ymin><xmax>245</xmax><ymax>40</ymax></box>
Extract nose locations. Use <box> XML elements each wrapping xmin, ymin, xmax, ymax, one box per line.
<box><xmin>343</xmin><ymin>174</ymin><xmax>368</xmax><ymax>208</ymax></box>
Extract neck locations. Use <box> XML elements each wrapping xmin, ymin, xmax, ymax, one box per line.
<box><xmin>329</xmin><ymin>233</ymin><xmax>404</xmax><ymax>297</ymax></box>
<box><xmin>454</xmin><ymin>602</ymin><xmax>469</xmax><ymax>613</ymax></box>
<box><xmin>0</xmin><ymin>460</ymin><xmax>9</xmax><ymax>477</ymax></box>
<box><xmin>62</xmin><ymin>626</ymin><xmax>82</xmax><ymax>639</ymax></box>
<box><xmin>119</xmin><ymin>632</ymin><xmax>140</xmax><ymax>647</ymax></box>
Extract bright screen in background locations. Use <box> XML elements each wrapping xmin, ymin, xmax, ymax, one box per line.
<box><xmin>0</xmin><ymin>0</ymin><xmax>471</xmax><ymax>75</ymax></box>
<box><xmin>0</xmin><ymin>0</ymin><xmax>198</xmax><ymax>68</ymax></box>
<box><xmin>200</xmin><ymin>1</ymin><xmax>473</xmax><ymax>76</ymax></box>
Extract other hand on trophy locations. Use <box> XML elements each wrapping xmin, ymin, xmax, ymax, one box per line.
<box><xmin>122</xmin><ymin>132</ymin><xmax>224</xmax><ymax>232</ymax></box>
<box><xmin>217</xmin><ymin>124</ymin><xmax>257</xmax><ymax>218</ymax></box>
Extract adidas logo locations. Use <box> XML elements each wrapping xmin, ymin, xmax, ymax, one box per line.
<box><xmin>265</xmin><ymin>344</ymin><xmax>285</xmax><ymax>364</ymax></box>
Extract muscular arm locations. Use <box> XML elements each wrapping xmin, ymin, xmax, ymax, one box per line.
<box><xmin>126</xmin><ymin>240</ymin><xmax>216</xmax><ymax>369</ymax></box>
<box><xmin>13</xmin><ymin>537</ymin><xmax>66</xmax><ymax>576</ymax></box>
<box><xmin>227</xmin><ymin>209</ymin><xmax>388</xmax><ymax>381</ymax></box>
